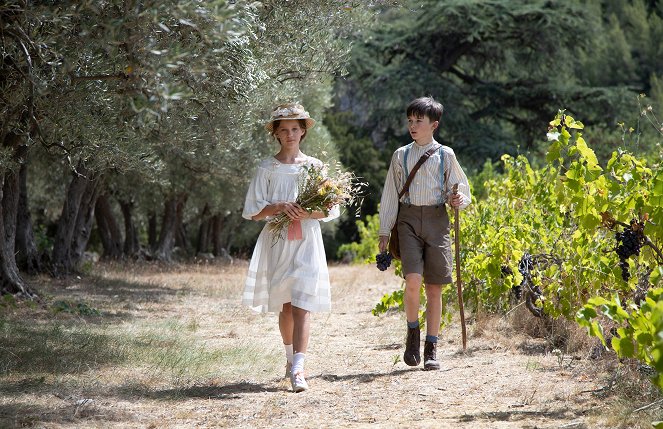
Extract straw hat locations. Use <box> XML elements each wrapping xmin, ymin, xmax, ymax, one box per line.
<box><xmin>264</xmin><ymin>103</ymin><xmax>316</xmax><ymax>132</ymax></box>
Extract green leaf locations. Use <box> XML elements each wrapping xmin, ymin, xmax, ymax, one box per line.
<box><xmin>637</xmin><ymin>332</ymin><xmax>654</xmax><ymax>346</ymax></box>
<box><xmin>565</xmin><ymin>164</ymin><xmax>582</xmax><ymax>180</ymax></box>
<box><xmin>590</xmin><ymin>321</ymin><xmax>606</xmax><ymax>345</ymax></box>
<box><xmin>611</xmin><ymin>335</ymin><xmax>621</xmax><ymax>354</ymax></box>
<box><xmin>653</xmin><ymin>176</ymin><xmax>663</xmax><ymax>196</ymax></box>
<box><xmin>575</xmin><ymin>137</ymin><xmax>600</xmax><ymax>168</ymax></box>
<box><xmin>587</xmin><ymin>296</ymin><xmax>611</xmax><ymax>307</ymax></box>
<box><xmin>616</xmin><ymin>336</ymin><xmax>635</xmax><ymax>357</ymax></box>
<box><xmin>564</xmin><ymin>115</ymin><xmax>584</xmax><ymax>129</ymax></box>
<box><xmin>651</xmin><ymin>268</ymin><xmax>663</xmax><ymax>286</ymax></box>
<box><xmin>546</xmin><ymin>141</ymin><xmax>562</xmax><ymax>163</ymax></box>
<box><xmin>580</xmin><ymin>213</ymin><xmax>600</xmax><ymax>230</ymax></box>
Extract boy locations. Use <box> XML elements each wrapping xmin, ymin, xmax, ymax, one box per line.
<box><xmin>378</xmin><ymin>96</ymin><xmax>471</xmax><ymax>370</ymax></box>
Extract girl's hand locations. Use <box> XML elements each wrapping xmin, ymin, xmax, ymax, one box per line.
<box><xmin>279</xmin><ymin>202</ymin><xmax>308</xmax><ymax>220</ymax></box>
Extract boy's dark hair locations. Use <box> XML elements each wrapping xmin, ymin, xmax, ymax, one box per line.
<box><xmin>406</xmin><ymin>96</ymin><xmax>444</xmax><ymax>122</ymax></box>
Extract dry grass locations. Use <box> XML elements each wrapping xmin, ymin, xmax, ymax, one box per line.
<box><xmin>0</xmin><ymin>260</ymin><xmax>661</xmax><ymax>428</ymax></box>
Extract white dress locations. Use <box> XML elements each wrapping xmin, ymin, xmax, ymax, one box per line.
<box><xmin>242</xmin><ymin>155</ymin><xmax>339</xmax><ymax>313</ymax></box>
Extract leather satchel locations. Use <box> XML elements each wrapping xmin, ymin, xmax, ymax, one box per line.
<box><xmin>388</xmin><ymin>146</ymin><xmax>439</xmax><ymax>260</ymax></box>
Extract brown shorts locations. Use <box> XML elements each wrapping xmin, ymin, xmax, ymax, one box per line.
<box><xmin>397</xmin><ymin>203</ymin><xmax>453</xmax><ymax>284</ymax></box>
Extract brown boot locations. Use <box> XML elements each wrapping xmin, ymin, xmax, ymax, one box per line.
<box><xmin>403</xmin><ymin>326</ymin><xmax>421</xmax><ymax>366</ymax></box>
<box><xmin>423</xmin><ymin>341</ymin><xmax>440</xmax><ymax>370</ymax></box>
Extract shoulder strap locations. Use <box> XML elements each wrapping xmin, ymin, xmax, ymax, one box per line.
<box><xmin>398</xmin><ymin>146</ymin><xmax>438</xmax><ymax>200</ymax></box>
<box><xmin>438</xmin><ymin>146</ymin><xmax>445</xmax><ymax>203</ymax></box>
<box><xmin>402</xmin><ymin>143</ymin><xmax>412</xmax><ymax>179</ymax></box>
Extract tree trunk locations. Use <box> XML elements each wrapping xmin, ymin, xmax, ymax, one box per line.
<box><xmin>211</xmin><ymin>213</ymin><xmax>225</xmax><ymax>257</ymax></box>
<box><xmin>0</xmin><ymin>133</ymin><xmax>36</xmax><ymax>297</ymax></box>
<box><xmin>175</xmin><ymin>202</ymin><xmax>189</xmax><ymax>253</ymax></box>
<box><xmin>119</xmin><ymin>199</ymin><xmax>140</xmax><ymax>257</ymax></box>
<box><xmin>52</xmin><ymin>162</ymin><xmax>102</xmax><ymax>275</ymax></box>
<box><xmin>196</xmin><ymin>204</ymin><xmax>211</xmax><ymax>254</ymax></box>
<box><xmin>148</xmin><ymin>210</ymin><xmax>158</xmax><ymax>251</ymax></box>
<box><xmin>15</xmin><ymin>146</ymin><xmax>41</xmax><ymax>274</ymax></box>
<box><xmin>70</xmin><ymin>174</ymin><xmax>103</xmax><ymax>267</ymax></box>
<box><xmin>95</xmin><ymin>193</ymin><xmax>123</xmax><ymax>259</ymax></box>
<box><xmin>52</xmin><ymin>163</ymin><xmax>89</xmax><ymax>274</ymax></box>
<box><xmin>153</xmin><ymin>193</ymin><xmax>187</xmax><ymax>261</ymax></box>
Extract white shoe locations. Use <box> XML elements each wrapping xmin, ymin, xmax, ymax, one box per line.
<box><xmin>290</xmin><ymin>371</ymin><xmax>309</xmax><ymax>392</ymax></box>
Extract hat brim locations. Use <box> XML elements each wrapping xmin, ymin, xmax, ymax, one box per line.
<box><xmin>265</xmin><ymin>117</ymin><xmax>316</xmax><ymax>132</ymax></box>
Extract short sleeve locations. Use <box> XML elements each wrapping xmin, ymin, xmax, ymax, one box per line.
<box><xmin>242</xmin><ymin>166</ymin><xmax>270</xmax><ymax>220</ymax></box>
<box><xmin>320</xmin><ymin>204</ymin><xmax>340</xmax><ymax>222</ymax></box>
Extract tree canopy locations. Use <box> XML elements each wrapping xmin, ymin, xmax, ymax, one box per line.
<box><xmin>0</xmin><ymin>0</ymin><xmax>374</xmax><ymax>292</ymax></box>
<box><xmin>330</xmin><ymin>0</ymin><xmax>663</xmax><ymax>191</ymax></box>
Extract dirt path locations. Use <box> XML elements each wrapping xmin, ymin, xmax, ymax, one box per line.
<box><xmin>154</xmin><ymin>263</ymin><xmax>606</xmax><ymax>428</ymax></box>
<box><xmin>3</xmin><ymin>262</ymin><xmax>621</xmax><ymax>428</ymax></box>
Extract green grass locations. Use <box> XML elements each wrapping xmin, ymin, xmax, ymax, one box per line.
<box><xmin>0</xmin><ymin>318</ymin><xmax>128</xmax><ymax>375</ymax></box>
<box><xmin>0</xmin><ymin>315</ymin><xmax>276</xmax><ymax>389</ymax></box>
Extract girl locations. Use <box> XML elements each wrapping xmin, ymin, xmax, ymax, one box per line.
<box><xmin>241</xmin><ymin>103</ymin><xmax>339</xmax><ymax>392</ymax></box>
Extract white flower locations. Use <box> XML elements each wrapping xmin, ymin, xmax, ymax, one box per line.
<box><xmin>272</xmin><ymin>106</ymin><xmax>306</xmax><ymax>119</ymax></box>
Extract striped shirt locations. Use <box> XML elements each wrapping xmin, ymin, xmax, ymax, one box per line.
<box><xmin>378</xmin><ymin>140</ymin><xmax>471</xmax><ymax>236</ymax></box>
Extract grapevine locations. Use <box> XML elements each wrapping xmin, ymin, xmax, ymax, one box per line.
<box><xmin>357</xmin><ymin>110</ymin><xmax>663</xmax><ymax>390</ymax></box>
<box><xmin>614</xmin><ymin>220</ymin><xmax>644</xmax><ymax>282</ymax></box>
<box><xmin>514</xmin><ymin>252</ymin><xmax>561</xmax><ymax>318</ymax></box>
<box><xmin>601</xmin><ymin>211</ymin><xmax>663</xmax><ymax>283</ymax></box>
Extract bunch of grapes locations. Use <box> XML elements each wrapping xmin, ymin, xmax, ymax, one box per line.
<box><xmin>514</xmin><ymin>253</ymin><xmax>535</xmax><ymax>301</ymax></box>
<box><xmin>614</xmin><ymin>221</ymin><xmax>645</xmax><ymax>282</ymax></box>
<box><xmin>501</xmin><ymin>265</ymin><xmax>514</xmax><ymax>277</ymax></box>
<box><xmin>518</xmin><ymin>253</ymin><xmax>534</xmax><ymax>277</ymax></box>
<box><xmin>500</xmin><ymin>265</ymin><xmax>520</xmax><ymax>300</ymax></box>
<box><xmin>376</xmin><ymin>251</ymin><xmax>393</xmax><ymax>271</ymax></box>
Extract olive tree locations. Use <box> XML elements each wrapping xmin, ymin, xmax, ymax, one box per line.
<box><xmin>1</xmin><ymin>0</ymin><xmax>374</xmax><ymax>291</ymax></box>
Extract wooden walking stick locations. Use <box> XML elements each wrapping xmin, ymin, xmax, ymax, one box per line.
<box><xmin>452</xmin><ymin>184</ymin><xmax>467</xmax><ymax>351</ymax></box>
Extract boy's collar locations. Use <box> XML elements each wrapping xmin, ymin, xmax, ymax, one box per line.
<box><xmin>413</xmin><ymin>139</ymin><xmax>437</xmax><ymax>147</ymax></box>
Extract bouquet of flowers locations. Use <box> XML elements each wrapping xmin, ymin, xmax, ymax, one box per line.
<box><xmin>267</xmin><ymin>162</ymin><xmax>364</xmax><ymax>243</ymax></box>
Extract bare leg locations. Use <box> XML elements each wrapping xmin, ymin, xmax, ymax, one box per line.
<box><xmin>425</xmin><ymin>284</ymin><xmax>442</xmax><ymax>337</ymax></box>
<box><xmin>278</xmin><ymin>304</ymin><xmax>295</xmax><ymax>378</ymax></box>
<box><xmin>404</xmin><ymin>273</ymin><xmax>423</xmax><ymax>322</ymax></box>
<box><xmin>279</xmin><ymin>303</ymin><xmax>294</xmax><ymax>345</ymax></box>
<box><xmin>292</xmin><ymin>305</ymin><xmax>310</xmax><ymax>354</ymax></box>
<box><xmin>290</xmin><ymin>305</ymin><xmax>311</xmax><ymax>392</ymax></box>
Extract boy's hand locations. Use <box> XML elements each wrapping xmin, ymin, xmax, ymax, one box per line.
<box><xmin>449</xmin><ymin>193</ymin><xmax>463</xmax><ymax>208</ymax></box>
<box><xmin>378</xmin><ymin>235</ymin><xmax>389</xmax><ymax>253</ymax></box>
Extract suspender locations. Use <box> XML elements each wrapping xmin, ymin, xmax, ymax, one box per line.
<box><xmin>400</xmin><ymin>143</ymin><xmax>445</xmax><ymax>204</ymax></box>
<box><xmin>438</xmin><ymin>147</ymin><xmax>445</xmax><ymax>204</ymax></box>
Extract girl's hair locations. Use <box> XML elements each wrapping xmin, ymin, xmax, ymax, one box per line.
<box><xmin>406</xmin><ymin>96</ymin><xmax>444</xmax><ymax>122</ymax></box>
<box><xmin>271</xmin><ymin>119</ymin><xmax>309</xmax><ymax>142</ymax></box>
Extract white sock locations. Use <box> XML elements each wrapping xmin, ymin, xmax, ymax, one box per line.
<box><xmin>292</xmin><ymin>352</ymin><xmax>305</xmax><ymax>375</ymax></box>
<box><xmin>284</xmin><ymin>344</ymin><xmax>294</xmax><ymax>365</ymax></box>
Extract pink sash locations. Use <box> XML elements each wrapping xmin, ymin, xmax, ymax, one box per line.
<box><xmin>287</xmin><ymin>220</ymin><xmax>303</xmax><ymax>240</ymax></box>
